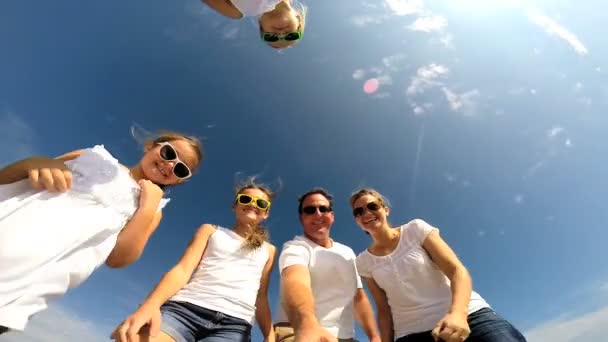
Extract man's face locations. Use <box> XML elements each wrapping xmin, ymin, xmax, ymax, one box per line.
<box><xmin>300</xmin><ymin>193</ymin><xmax>334</xmax><ymax>243</ymax></box>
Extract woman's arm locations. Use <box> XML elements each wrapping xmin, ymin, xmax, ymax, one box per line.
<box><xmin>363</xmin><ymin>277</ymin><xmax>394</xmax><ymax>342</ymax></box>
<box><xmin>255</xmin><ymin>244</ymin><xmax>277</xmax><ymax>341</ymax></box>
<box><xmin>202</xmin><ymin>0</ymin><xmax>243</xmax><ymax>19</ymax></box>
<box><xmin>111</xmin><ymin>224</ymin><xmax>217</xmax><ymax>341</ymax></box>
<box><xmin>139</xmin><ymin>224</ymin><xmax>216</xmax><ymax>307</ymax></box>
<box><xmin>0</xmin><ymin>149</ymin><xmax>84</xmax><ymax>186</ymax></box>
<box><xmin>422</xmin><ymin>230</ymin><xmax>472</xmax><ymax>316</ymax></box>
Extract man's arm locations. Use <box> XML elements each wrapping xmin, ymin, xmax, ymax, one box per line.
<box><xmin>281</xmin><ymin>265</ymin><xmax>319</xmax><ymax>332</ymax></box>
<box><xmin>353</xmin><ymin>288</ymin><xmax>381</xmax><ymax>341</ymax></box>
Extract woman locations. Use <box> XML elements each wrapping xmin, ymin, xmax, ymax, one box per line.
<box><xmin>350</xmin><ymin>188</ymin><xmax>526</xmax><ymax>342</ymax></box>
<box><xmin>111</xmin><ymin>179</ymin><xmax>277</xmax><ymax>342</ymax></box>
<box><xmin>202</xmin><ymin>0</ymin><xmax>307</xmax><ymax>49</ymax></box>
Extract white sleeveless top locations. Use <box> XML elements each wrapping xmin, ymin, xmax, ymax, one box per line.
<box><xmin>356</xmin><ymin>219</ymin><xmax>490</xmax><ymax>339</ymax></box>
<box><xmin>230</xmin><ymin>0</ymin><xmax>282</xmax><ymax>17</ymax></box>
<box><xmin>0</xmin><ymin>145</ymin><xmax>169</xmax><ymax>331</ymax></box>
<box><xmin>171</xmin><ymin>226</ymin><xmax>270</xmax><ymax>324</ymax></box>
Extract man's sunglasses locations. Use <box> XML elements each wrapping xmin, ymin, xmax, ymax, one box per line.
<box><xmin>352</xmin><ymin>202</ymin><xmax>382</xmax><ymax>217</ymax></box>
<box><xmin>157</xmin><ymin>142</ymin><xmax>192</xmax><ymax>179</ymax></box>
<box><xmin>235</xmin><ymin>194</ymin><xmax>271</xmax><ymax>211</ymax></box>
<box><xmin>301</xmin><ymin>205</ymin><xmax>332</xmax><ymax>215</ymax></box>
<box><xmin>260</xmin><ymin>30</ymin><xmax>303</xmax><ymax>43</ymax></box>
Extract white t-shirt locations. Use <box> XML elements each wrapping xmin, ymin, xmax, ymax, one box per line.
<box><xmin>171</xmin><ymin>227</ymin><xmax>270</xmax><ymax>324</ymax></box>
<box><xmin>230</xmin><ymin>0</ymin><xmax>281</xmax><ymax>17</ymax></box>
<box><xmin>356</xmin><ymin>219</ymin><xmax>490</xmax><ymax>340</ymax></box>
<box><xmin>275</xmin><ymin>235</ymin><xmax>362</xmax><ymax>339</ymax></box>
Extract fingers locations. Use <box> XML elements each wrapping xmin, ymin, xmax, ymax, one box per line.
<box><xmin>28</xmin><ymin>168</ymin><xmax>73</xmax><ymax>192</ymax></box>
<box><xmin>432</xmin><ymin>320</ymin><xmax>446</xmax><ymax>341</ymax></box>
<box><xmin>28</xmin><ymin>169</ymin><xmax>41</xmax><ymax>190</ymax></box>
<box><xmin>149</xmin><ymin>313</ymin><xmax>161</xmax><ymax>337</ymax></box>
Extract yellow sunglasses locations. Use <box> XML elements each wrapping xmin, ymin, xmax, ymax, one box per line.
<box><xmin>235</xmin><ymin>194</ymin><xmax>271</xmax><ymax>211</ymax></box>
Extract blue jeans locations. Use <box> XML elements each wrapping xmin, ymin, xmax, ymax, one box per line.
<box><xmin>160</xmin><ymin>301</ymin><xmax>251</xmax><ymax>342</ymax></box>
<box><xmin>396</xmin><ymin>308</ymin><xmax>527</xmax><ymax>342</ymax></box>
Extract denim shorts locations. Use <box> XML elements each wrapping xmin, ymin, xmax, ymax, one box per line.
<box><xmin>160</xmin><ymin>301</ymin><xmax>252</xmax><ymax>342</ymax></box>
<box><xmin>396</xmin><ymin>307</ymin><xmax>527</xmax><ymax>342</ymax></box>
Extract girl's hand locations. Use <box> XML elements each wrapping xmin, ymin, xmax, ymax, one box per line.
<box><xmin>27</xmin><ymin>159</ymin><xmax>72</xmax><ymax>192</ymax></box>
<box><xmin>138</xmin><ymin>179</ymin><xmax>163</xmax><ymax>209</ymax></box>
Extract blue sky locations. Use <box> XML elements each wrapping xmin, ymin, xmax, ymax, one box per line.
<box><xmin>1</xmin><ymin>0</ymin><xmax>607</xmax><ymax>341</ymax></box>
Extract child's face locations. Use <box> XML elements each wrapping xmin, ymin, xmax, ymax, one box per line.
<box><xmin>233</xmin><ymin>188</ymin><xmax>270</xmax><ymax>224</ymax></box>
<box><xmin>259</xmin><ymin>4</ymin><xmax>301</xmax><ymax>49</ymax></box>
<box><xmin>140</xmin><ymin>139</ymin><xmax>199</xmax><ymax>185</ymax></box>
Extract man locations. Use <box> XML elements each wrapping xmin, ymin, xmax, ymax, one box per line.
<box><xmin>274</xmin><ymin>188</ymin><xmax>381</xmax><ymax>342</ymax></box>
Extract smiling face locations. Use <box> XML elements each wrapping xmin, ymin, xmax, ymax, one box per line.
<box><xmin>351</xmin><ymin>193</ymin><xmax>391</xmax><ymax>234</ymax></box>
<box><xmin>139</xmin><ymin>139</ymin><xmax>200</xmax><ymax>185</ymax></box>
<box><xmin>233</xmin><ymin>187</ymin><xmax>271</xmax><ymax>226</ymax></box>
<box><xmin>258</xmin><ymin>1</ymin><xmax>304</xmax><ymax>49</ymax></box>
<box><xmin>299</xmin><ymin>193</ymin><xmax>334</xmax><ymax>244</ymax></box>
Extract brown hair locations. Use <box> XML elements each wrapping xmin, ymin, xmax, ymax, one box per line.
<box><xmin>349</xmin><ymin>188</ymin><xmax>391</xmax><ymax>208</ymax></box>
<box><xmin>234</xmin><ymin>177</ymin><xmax>276</xmax><ymax>250</ymax></box>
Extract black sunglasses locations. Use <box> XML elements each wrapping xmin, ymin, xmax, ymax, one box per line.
<box><xmin>157</xmin><ymin>142</ymin><xmax>192</xmax><ymax>179</ymax></box>
<box><xmin>301</xmin><ymin>205</ymin><xmax>332</xmax><ymax>215</ymax></box>
<box><xmin>353</xmin><ymin>202</ymin><xmax>382</xmax><ymax>217</ymax></box>
<box><xmin>261</xmin><ymin>30</ymin><xmax>303</xmax><ymax>43</ymax></box>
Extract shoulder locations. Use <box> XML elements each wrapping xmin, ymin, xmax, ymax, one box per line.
<box><xmin>196</xmin><ymin>223</ymin><xmax>219</xmax><ymax>237</ymax></box>
<box><xmin>402</xmin><ymin>218</ymin><xmax>438</xmax><ymax>243</ymax></box>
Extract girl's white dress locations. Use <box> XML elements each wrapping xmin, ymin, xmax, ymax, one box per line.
<box><xmin>0</xmin><ymin>145</ymin><xmax>168</xmax><ymax>331</ymax></box>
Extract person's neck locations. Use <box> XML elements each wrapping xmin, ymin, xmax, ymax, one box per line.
<box><xmin>129</xmin><ymin>164</ymin><xmax>145</xmax><ymax>181</ymax></box>
<box><xmin>371</xmin><ymin>224</ymin><xmax>398</xmax><ymax>248</ymax></box>
<box><xmin>232</xmin><ymin>221</ymin><xmax>254</xmax><ymax>238</ymax></box>
<box><xmin>305</xmin><ymin>233</ymin><xmax>332</xmax><ymax>248</ymax></box>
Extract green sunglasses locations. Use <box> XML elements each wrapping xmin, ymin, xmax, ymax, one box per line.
<box><xmin>260</xmin><ymin>30</ymin><xmax>303</xmax><ymax>43</ymax></box>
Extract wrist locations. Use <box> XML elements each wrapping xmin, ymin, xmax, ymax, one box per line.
<box><xmin>448</xmin><ymin>307</ymin><xmax>468</xmax><ymax>317</ymax></box>
<box><xmin>294</xmin><ymin>314</ymin><xmax>319</xmax><ymax>331</ymax></box>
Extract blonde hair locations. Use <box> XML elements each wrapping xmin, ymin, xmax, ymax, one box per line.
<box><xmin>234</xmin><ymin>177</ymin><xmax>276</xmax><ymax>250</ymax></box>
<box><xmin>349</xmin><ymin>188</ymin><xmax>391</xmax><ymax>208</ymax></box>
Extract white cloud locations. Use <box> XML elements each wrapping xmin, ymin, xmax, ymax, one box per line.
<box><xmin>527</xmin><ymin>8</ymin><xmax>588</xmax><ymax>55</ymax></box>
<box><xmin>574</xmin><ymin>82</ymin><xmax>583</xmax><ymax>91</ymax></box>
<box><xmin>382</xmin><ymin>54</ymin><xmax>408</xmax><ymax>71</ymax></box>
<box><xmin>408</xmin><ymin>15</ymin><xmax>448</xmax><ymax>32</ymax></box>
<box><xmin>407</xmin><ymin>63</ymin><xmax>449</xmax><ymax>95</ymax></box>
<box><xmin>1</xmin><ymin>306</ymin><xmax>106</xmax><ymax>342</ymax></box>
<box><xmin>352</xmin><ymin>69</ymin><xmax>366</xmax><ymax>80</ymax></box>
<box><xmin>526</xmin><ymin>305</ymin><xmax>608</xmax><ymax>341</ymax></box>
<box><xmin>351</xmin><ymin>15</ymin><xmax>385</xmax><ymax>28</ymax></box>
<box><xmin>442</xmin><ymin>87</ymin><xmax>480</xmax><ymax>116</ymax></box>
<box><xmin>222</xmin><ymin>26</ymin><xmax>239</xmax><ymax>40</ymax></box>
<box><xmin>477</xmin><ymin>231</ymin><xmax>486</xmax><ymax>237</ymax></box>
<box><xmin>514</xmin><ymin>194</ymin><xmax>524</xmax><ymax>204</ymax></box>
<box><xmin>439</xmin><ymin>33</ymin><xmax>453</xmax><ymax>48</ymax></box>
<box><xmin>0</xmin><ymin>111</ymin><xmax>37</xmax><ymax>167</ymax></box>
<box><xmin>385</xmin><ymin>0</ymin><xmax>424</xmax><ymax>16</ymax></box>
<box><xmin>547</xmin><ymin>126</ymin><xmax>564</xmax><ymax>139</ymax></box>
<box><xmin>565</xmin><ymin>139</ymin><xmax>572</xmax><ymax>147</ymax></box>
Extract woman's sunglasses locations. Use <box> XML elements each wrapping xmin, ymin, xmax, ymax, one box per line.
<box><xmin>157</xmin><ymin>142</ymin><xmax>192</xmax><ymax>180</ymax></box>
<box><xmin>235</xmin><ymin>194</ymin><xmax>271</xmax><ymax>211</ymax></box>
<box><xmin>353</xmin><ymin>202</ymin><xmax>382</xmax><ymax>217</ymax></box>
<box><xmin>260</xmin><ymin>30</ymin><xmax>303</xmax><ymax>43</ymax></box>
<box><xmin>301</xmin><ymin>205</ymin><xmax>332</xmax><ymax>215</ymax></box>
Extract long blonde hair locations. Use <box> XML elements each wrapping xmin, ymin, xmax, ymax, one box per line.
<box><xmin>233</xmin><ymin>177</ymin><xmax>276</xmax><ymax>250</ymax></box>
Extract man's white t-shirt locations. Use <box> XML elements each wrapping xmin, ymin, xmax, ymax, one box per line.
<box><xmin>275</xmin><ymin>235</ymin><xmax>362</xmax><ymax>339</ymax></box>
